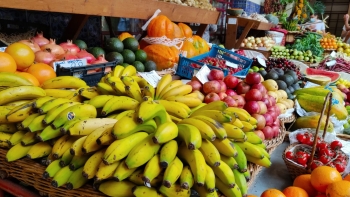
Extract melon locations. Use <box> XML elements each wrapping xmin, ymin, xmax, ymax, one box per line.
<box><xmin>305</xmin><ymin>75</ymin><xmax>331</xmax><ymax>85</ymax></box>
<box><xmin>305</xmin><ymin>68</ymin><xmax>340</xmax><ymax>83</ymax></box>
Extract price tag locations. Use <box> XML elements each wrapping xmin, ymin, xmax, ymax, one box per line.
<box><xmin>326</xmin><ymin>60</ymin><xmax>336</xmax><ymax>67</ymax></box>
<box><xmin>257</xmin><ymin>56</ymin><xmax>266</xmax><ymax>67</ymax></box>
<box><xmin>195</xmin><ymin>64</ymin><xmax>211</xmax><ymax>84</ymax></box>
<box><xmin>180</xmin><ymin>50</ymin><xmax>187</xmax><ymax>58</ymax></box>
<box><xmin>330</xmin><ymin>51</ymin><xmax>337</xmax><ymax>58</ymax></box>
<box><xmin>226</xmin><ymin>61</ymin><xmax>238</xmax><ymax>68</ymax></box>
<box><xmin>228</xmin><ymin>18</ymin><xmax>237</xmax><ymax>25</ymax></box>
<box><xmin>0</xmin><ymin>47</ymin><xmax>6</xmax><ymax>52</ymax></box>
<box><xmin>53</xmin><ymin>59</ymin><xmax>87</xmax><ymax>71</ymax></box>
<box><xmin>138</xmin><ymin>70</ymin><xmax>162</xmax><ymax>88</ymax></box>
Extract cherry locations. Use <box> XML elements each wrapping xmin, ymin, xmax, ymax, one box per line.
<box><xmin>285</xmin><ymin>151</ymin><xmax>294</xmax><ymax>160</ymax></box>
<box><xmin>330</xmin><ymin>140</ymin><xmax>342</xmax><ymax>150</ymax></box>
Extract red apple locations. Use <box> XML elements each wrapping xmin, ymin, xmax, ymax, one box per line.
<box><xmin>252</xmin><ymin>114</ymin><xmax>266</xmax><ymax>130</ymax></box>
<box><xmin>223</xmin><ymin>96</ymin><xmax>238</xmax><ymax>107</ymax></box>
<box><xmin>262</xmin><ymin>126</ymin><xmax>274</xmax><ymax>140</ymax></box>
<box><xmin>226</xmin><ymin>89</ymin><xmax>237</xmax><ymax>97</ymax></box>
<box><xmin>187</xmin><ymin>80</ymin><xmax>202</xmax><ymax>92</ymax></box>
<box><xmin>257</xmin><ymin>101</ymin><xmax>267</xmax><ymax>115</ymax></box>
<box><xmin>271</xmin><ymin>126</ymin><xmax>280</xmax><ymax>137</ymax></box>
<box><xmin>268</xmin><ymin>95</ymin><xmax>276</xmax><ymax>106</ymax></box>
<box><xmin>244</xmin><ymin>101</ymin><xmax>260</xmax><ymax>114</ymax></box>
<box><xmin>273</xmin><ymin>105</ymin><xmax>281</xmax><ymax>117</ymax></box>
<box><xmin>245</xmin><ymin>89</ymin><xmax>262</xmax><ymax>101</ymax></box>
<box><xmin>217</xmin><ymin>80</ymin><xmax>227</xmax><ymax>92</ymax></box>
<box><xmin>273</xmin><ymin>118</ymin><xmax>280</xmax><ymax>127</ymax></box>
<box><xmin>203</xmin><ymin>81</ymin><xmax>221</xmax><ymax>94</ymax></box>
<box><xmin>261</xmin><ymin>97</ymin><xmax>272</xmax><ymax>108</ymax></box>
<box><xmin>245</xmin><ymin>72</ymin><xmax>262</xmax><ymax>85</ymax></box>
<box><xmin>232</xmin><ymin>95</ymin><xmax>246</xmax><ymax>108</ymax></box>
<box><xmin>266</xmin><ymin>110</ymin><xmax>277</xmax><ymax>121</ymax></box>
<box><xmin>235</xmin><ymin>81</ymin><xmax>251</xmax><ymax>95</ymax></box>
<box><xmin>263</xmin><ymin>113</ymin><xmax>274</xmax><ymax>126</ymax></box>
<box><xmin>191</xmin><ymin>76</ymin><xmax>201</xmax><ymax>83</ymax></box>
<box><xmin>208</xmin><ymin>69</ymin><xmax>224</xmax><ymax>81</ymax></box>
<box><xmin>204</xmin><ymin>92</ymin><xmax>221</xmax><ymax>103</ymax></box>
<box><xmin>223</xmin><ymin>75</ymin><xmax>239</xmax><ymax>89</ymax></box>
<box><xmin>218</xmin><ymin>92</ymin><xmax>228</xmax><ymax>100</ymax></box>
<box><xmin>254</xmin><ymin>130</ymin><xmax>265</xmax><ymax>140</ymax></box>
<box><xmin>251</xmin><ymin>83</ymin><xmax>267</xmax><ymax>97</ymax></box>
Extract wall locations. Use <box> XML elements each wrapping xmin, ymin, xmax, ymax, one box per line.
<box><xmin>232</xmin><ymin>0</ymin><xmax>264</xmax><ymax>14</ymax></box>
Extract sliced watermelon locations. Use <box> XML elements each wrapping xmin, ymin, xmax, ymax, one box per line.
<box><xmin>305</xmin><ymin>68</ymin><xmax>340</xmax><ymax>83</ymax></box>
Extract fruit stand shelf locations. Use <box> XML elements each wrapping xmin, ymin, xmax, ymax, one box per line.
<box><xmin>225</xmin><ymin>16</ymin><xmax>274</xmax><ymax>49</ymax></box>
<box><xmin>0</xmin><ymin>0</ymin><xmax>220</xmax><ymax>40</ymax></box>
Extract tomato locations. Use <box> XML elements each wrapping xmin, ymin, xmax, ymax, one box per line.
<box><xmin>330</xmin><ymin>140</ymin><xmax>342</xmax><ymax>150</ymax></box>
<box><xmin>304</xmin><ymin>136</ymin><xmax>314</xmax><ymax>146</ymax></box>
<box><xmin>310</xmin><ymin>160</ymin><xmax>323</xmax><ymax>170</ymax></box>
<box><xmin>296</xmin><ymin>133</ymin><xmax>306</xmax><ymax>144</ymax></box>
<box><xmin>285</xmin><ymin>151</ymin><xmax>294</xmax><ymax>160</ymax></box>
<box><xmin>317</xmin><ymin>142</ymin><xmax>328</xmax><ymax>150</ymax></box>
<box><xmin>319</xmin><ymin>155</ymin><xmax>331</xmax><ymax>164</ymax></box>
<box><xmin>334</xmin><ymin>162</ymin><xmax>346</xmax><ymax>173</ymax></box>
<box><xmin>297</xmin><ymin>157</ymin><xmax>308</xmax><ymax>166</ymax></box>
<box><xmin>319</xmin><ymin>148</ymin><xmax>333</xmax><ymax>157</ymax></box>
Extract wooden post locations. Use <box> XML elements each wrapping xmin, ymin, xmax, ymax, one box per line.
<box><xmin>61</xmin><ymin>14</ymin><xmax>90</xmax><ymax>41</ymax></box>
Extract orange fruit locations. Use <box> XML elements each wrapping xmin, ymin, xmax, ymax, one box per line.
<box><xmin>311</xmin><ymin>166</ymin><xmax>342</xmax><ymax>193</ymax></box>
<box><xmin>325</xmin><ymin>180</ymin><xmax>350</xmax><ymax>197</ymax></box>
<box><xmin>293</xmin><ymin>174</ymin><xmax>318</xmax><ymax>197</ymax></box>
<box><xmin>26</xmin><ymin>63</ymin><xmax>56</xmax><ymax>85</ymax></box>
<box><xmin>247</xmin><ymin>195</ymin><xmax>258</xmax><ymax>197</ymax></box>
<box><xmin>344</xmin><ymin>174</ymin><xmax>350</xmax><ymax>182</ymax></box>
<box><xmin>315</xmin><ymin>195</ymin><xmax>327</xmax><ymax>197</ymax></box>
<box><xmin>15</xmin><ymin>72</ymin><xmax>40</xmax><ymax>86</ymax></box>
<box><xmin>282</xmin><ymin>186</ymin><xmax>309</xmax><ymax>197</ymax></box>
<box><xmin>5</xmin><ymin>42</ymin><xmax>35</xmax><ymax>71</ymax></box>
<box><xmin>260</xmin><ymin>189</ymin><xmax>286</xmax><ymax>197</ymax></box>
<box><xmin>0</xmin><ymin>52</ymin><xmax>17</xmax><ymax>72</ymax></box>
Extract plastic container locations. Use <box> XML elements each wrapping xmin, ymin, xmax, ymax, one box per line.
<box><xmin>56</xmin><ymin>61</ymin><xmax>117</xmax><ymax>86</ymax></box>
<box><xmin>176</xmin><ymin>45</ymin><xmax>252</xmax><ymax>79</ymax></box>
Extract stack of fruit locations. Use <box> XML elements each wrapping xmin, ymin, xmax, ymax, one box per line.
<box><xmin>270</xmin><ymin>46</ymin><xmax>319</xmax><ymax>63</ymax></box>
<box><xmin>186</xmin><ymin>69</ymin><xmax>294</xmax><ymax>141</ymax></box>
<box><xmin>0</xmin><ymin>69</ymin><xmax>274</xmax><ymax>197</ymax></box>
<box><xmin>320</xmin><ymin>36</ymin><xmax>338</xmax><ymax>51</ymax></box>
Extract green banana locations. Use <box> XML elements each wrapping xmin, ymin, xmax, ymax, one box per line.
<box><xmin>66</xmin><ymin>167</ymin><xmax>88</xmax><ymax>190</ymax></box>
<box><xmin>43</xmin><ymin>160</ymin><xmax>62</xmax><ymax>179</ymax></box>
<box><xmin>51</xmin><ymin>165</ymin><xmax>75</xmax><ymax>188</ymax></box>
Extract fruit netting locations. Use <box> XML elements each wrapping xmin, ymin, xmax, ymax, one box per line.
<box><xmin>0</xmin><ymin>30</ymin><xmax>36</xmax><ymax>45</ymax></box>
<box><xmin>142</xmin><ymin>36</ymin><xmax>185</xmax><ymax>49</ymax></box>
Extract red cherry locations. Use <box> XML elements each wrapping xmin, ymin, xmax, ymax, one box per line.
<box><xmin>285</xmin><ymin>151</ymin><xmax>294</xmax><ymax>160</ymax></box>
<box><xmin>330</xmin><ymin>140</ymin><xmax>342</xmax><ymax>150</ymax></box>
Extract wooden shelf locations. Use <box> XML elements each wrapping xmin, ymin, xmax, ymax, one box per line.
<box><xmin>0</xmin><ymin>0</ymin><xmax>220</xmax><ymax>24</ymax></box>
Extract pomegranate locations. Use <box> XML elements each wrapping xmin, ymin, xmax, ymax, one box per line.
<box><xmin>76</xmin><ymin>50</ymin><xmax>96</xmax><ymax>64</ymax></box>
<box><xmin>31</xmin><ymin>32</ymin><xmax>49</xmax><ymax>46</ymax></box>
<box><xmin>40</xmin><ymin>39</ymin><xmax>65</xmax><ymax>59</ymax></box>
<box><xmin>34</xmin><ymin>49</ymin><xmax>56</xmax><ymax>65</ymax></box>
<box><xmin>59</xmin><ymin>40</ymin><xmax>80</xmax><ymax>55</ymax></box>
<box><xmin>18</xmin><ymin>40</ymin><xmax>40</xmax><ymax>52</ymax></box>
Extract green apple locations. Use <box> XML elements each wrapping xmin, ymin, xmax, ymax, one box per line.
<box><xmin>248</xmin><ymin>69</ymin><xmax>254</xmax><ymax>73</ymax></box>
<box><xmin>252</xmin><ymin>66</ymin><xmax>259</xmax><ymax>72</ymax></box>
<box><xmin>259</xmin><ymin>67</ymin><xmax>265</xmax><ymax>71</ymax></box>
<box><xmin>219</xmin><ymin>44</ymin><xmax>225</xmax><ymax>49</ymax></box>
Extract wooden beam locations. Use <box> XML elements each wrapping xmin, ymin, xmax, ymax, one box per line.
<box><xmin>61</xmin><ymin>14</ymin><xmax>89</xmax><ymax>41</ymax></box>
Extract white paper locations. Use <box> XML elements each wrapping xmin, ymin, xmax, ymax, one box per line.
<box><xmin>226</xmin><ymin>61</ymin><xmax>238</xmax><ymax>68</ymax></box>
<box><xmin>195</xmin><ymin>65</ymin><xmax>211</xmax><ymax>84</ymax></box>
<box><xmin>0</xmin><ymin>47</ymin><xmax>6</xmax><ymax>52</ymax></box>
<box><xmin>257</xmin><ymin>56</ymin><xmax>266</xmax><ymax>67</ymax></box>
<box><xmin>278</xmin><ymin>108</ymin><xmax>295</xmax><ymax>119</ymax></box>
<box><xmin>330</xmin><ymin>51</ymin><xmax>337</xmax><ymax>58</ymax></box>
<box><xmin>326</xmin><ymin>60</ymin><xmax>336</xmax><ymax>67</ymax></box>
<box><xmin>137</xmin><ymin>70</ymin><xmax>162</xmax><ymax>88</ymax></box>
<box><xmin>53</xmin><ymin>59</ymin><xmax>87</xmax><ymax>72</ymax></box>
<box><xmin>228</xmin><ymin>18</ymin><xmax>237</xmax><ymax>25</ymax></box>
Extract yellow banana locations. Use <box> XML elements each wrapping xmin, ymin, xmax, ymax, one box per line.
<box><xmin>112</xmin><ymin>160</ymin><xmax>137</xmax><ymax>182</ymax></box>
<box><xmin>26</xmin><ymin>142</ymin><xmax>52</xmax><ymax>159</ymax></box>
<box><xmin>21</xmin><ymin>131</ymin><xmax>38</xmax><ymax>146</ymax></box>
<box><xmin>41</xmin><ymin>76</ymin><xmax>87</xmax><ymax>89</ymax></box>
<box><xmin>211</xmin><ymin>138</ymin><xmax>238</xmax><ymax>157</ymax></box>
<box><xmin>43</xmin><ymin>160</ymin><xmax>62</xmax><ymax>179</ymax></box>
<box><xmin>178</xmin><ymin>118</ymin><xmax>216</xmax><ymax>141</ymax></box>
<box><xmin>204</xmin><ymin>164</ymin><xmax>216</xmax><ymax>193</ymax></box>
<box><xmin>38</xmin><ymin>98</ymin><xmax>71</xmax><ymax>114</ymax></box>
<box><xmin>163</xmin><ymin>157</ymin><xmax>183</xmax><ymax>188</ymax></box>
<box><xmin>136</xmin><ymin>100</ymin><xmax>168</xmax><ymax>125</ymax></box>
<box><xmin>193</xmin><ymin>100</ymin><xmax>228</xmax><ymax>113</ymax></box>
<box><xmin>231</xmin><ymin>143</ymin><xmax>248</xmax><ymax>173</ymax></box>
<box><xmin>27</xmin><ymin>114</ymin><xmax>46</xmax><ymax>132</ymax></box>
<box><xmin>44</xmin><ymin>89</ymin><xmax>76</xmax><ymax>98</ymax></box>
<box><xmin>32</xmin><ymin>96</ymin><xmax>55</xmax><ymax>108</ymax></box>
<box><xmin>234</xmin><ymin>141</ymin><xmax>264</xmax><ymax>159</ymax></box>
<box><xmin>0</xmin><ymin>72</ymin><xmax>34</xmax><ymax>86</ymax></box>
<box><xmin>177</xmin><ymin>144</ymin><xmax>207</xmax><ymax>186</ymax></box>
<box><xmin>0</xmin><ymin>141</ymin><xmax>9</xmax><ymax>148</ymax></box>
<box><xmin>87</xmin><ymin>95</ymin><xmax>114</xmax><ymax>108</ymax></box>
<box><xmin>18</xmin><ymin>113</ymin><xmax>40</xmax><ymax>130</ymax></box>
<box><xmin>190</xmin><ymin>110</ymin><xmax>232</xmax><ymax>123</ymax></box>
<box><xmin>107</xmin><ymin>109</ymin><xmax>134</xmax><ymax>121</ymax></box>
<box><xmin>0</xmin><ymin>86</ymin><xmax>46</xmax><ymax>106</ymax></box>
<box><xmin>153</xmin><ymin>121</ymin><xmax>178</xmax><ymax>144</ymax></box>
<box><xmin>98</xmin><ymin>180</ymin><xmax>135</xmax><ymax>197</ymax></box>
<box><xmin>190</xmin><ymin>103</ymin><xmax>207</xmax><ymax>113</ymax></box>
<box><xmin>225</xmin><ymin>107</ymin><xmax>251</xmax><ymax>122</ymax></box>
<box><xmin>0</xmin><ymin>132</ymin><xmax>12</xmax><ymax>143</ymax></box>
<box><xmin>221</xmin><ymin>155</ymin><xmax>239</xmax><ymax>170</ymax></box>
<box><xmin>256</xmin><ymin>145</ymin><xmax>270</xmax><ymax>159</ymax></box>
<box><xmin>96</xmin><ymin>127</ymin><xmax>115</xmax><ymax>146</ymax></box>
<box><xmin>7</xmin><ymin>130</ymin><xmax>26</xmax><ymax>146</ymax></box>
<box><xmin>156</xmin><ymin>100</ymin><xmax>190</xmax><ymax>119</ymax></box>
<box><xmin>125</xmin><ymin>84</ymin><xmax>143</xmax><ymax>102</ymax></box>
<box><xmin>233</xmin><ymin>169</ymin><xmax>248</xmax><ymax>196</ymax></box>
<box><xmin>158</xmin><ymin>80</ymin><xmax>184</xmax><ymax>99</ymax></box>
<box><xmin>255</xmin><ymin>143</ymin><xmax>267</xmax><ymax>150</ymax></box>
<box><xmin>246</xmin><ymin>154</ymin><xmax>271</xmax><ymax>167</ymax></box>
<box><xmin>248</xmin><ymin>116</ymin><xmax>257</xmax><ymax>126</ymax></box>
<box><xmin>161</xmin><ymin>84</ymin><xmax>192</xmax><ymax>100</ymax></box>
<box><xmin>51</xmin><ymin>165</ymin><xmax>75</xmax><ymax>188</ymax></box>
<box><xmin>68</xmin><ymin>118</ymin><xmax>117</xmax><ymax>136</ymax></box>
<box><xmin>6</xmin><ymin>101</ymin><xmax>35</xmax><ymax>123</ymax></box>
<box><xmin>142</xmin><ymin>154</ymin><xmax>162</xmax><ymax>186</ymax></box>
<box><xmin>112</xmin><ymin>65</ymin><xmax>125</xmax><ymax>77</ymax></box>
<box><xmin>193</xmin><ymin>184</ymin><xmax>218</xmax><ymax>197</ymax></box>
<box><xmin>101</xmin><ymin>96</ymin><xmax>139</xmax><ymax>116</ymax></box>
<box><xmin>121</xmin><ymin>65</ymin><xmax>137</xmax><ymax>76</ymax></box>
<box><xmin>78</xmin><ymin>86</ymin><xmax>100</xmax><ymax>99</ymax></box>
<box><xmin>82</xmin><ymin>123</ymin><xmax>115</xmax><ymax>154</ymax></box>
<box><xmin>66</xmin><ymin>167</ymin><xmax>88</xmax><ymax>190</ymax></box>
<box><xmin>69</xmin><ymin>136</ymin><xmax>87</xmax><ymax>156</ymax></box>
<box><xmin>43</xmin><ymin>102</ymin><xmax>80</xmax><ymax>125</ymax></box>
<box><xmin>128</xmin><ymin>169</ymin><xmax>163</xmax><ymax>187</ymax></box>
<box><xmin>192</xmin><ymin>115</ymin><xmax>227</xmax><ymax>140</ymax></box>
<box><xmin>169</xmin><ymin>114</ymin><xmax>182</xmax><ymax>124</ymax></box>
<box><xmin>52</xmin><ymin>104</ymin><xmax>97</xmax><ymax>129</ymax></box>
<box><xmin>199</xmin><ymin>139</ymin><xmax>221</xmax><ymax>167</ymax></box>
<box><xmin>166</xmin><ymin>95</ymin><xmax>203</xmax><ymax>108</ymax></box>
<box><xmin>222</xmin><ymin>123</ymin><xmax>246</xmax><ymax>141</ymax></box>
<box><xmin>232</xmin><ymin>118</ymin><xmax>244</xmax><ymax>129</ymax></box>
<box><xmin>65</xmin><ymin>92</ymin><xmax>84</xmax><ymax>102</ymax></box>
<box><xmin>103</xmin><ymin>132</ymin><xmax>149</xmax><ymax>165</ymax></box>
<box><xmin>5</xmin><ymin>100</ymin><xmax>31</xmax><ymax>107</ymax></box>
<box><xmin>52</xmin><ymin>135</ymin><xmax>79</xmax><ymax>159</ymax></box>
<box><xmin>110</xmin><ymin>81</ymin><xmax>126</xmax><ymax>95</ymax></box>
<box><xmin>159</xmin><ymin>140</ymin><xmax>178</xmax><ymax>169</ymax></box>
<box><xmin>95</xmin><ymin>160</ymin><xmax>121</xmax><ymax>182</ymax></box>
<box><xmin>0</xmin><ymin>106</ymin><xmax>15</xmax><ymax>123</ymax></box>
<box><xmin>245</xmin><ymin>131</ymin><xmax>263</xmax><ymax>144</ymax></box>
<box><xmin>125</xmin><ymin>134</ymin><xmax>161</xmax><ymax>169</ymax></box>
<box><xmin>215</xmin><ymin>177</ymin><xmax>242</xmax><ymax>197</ymax></box>
<box><xmin>155</xmin><ymin>74</ymin><xmax>172</xmax><ymax>99</ymax></box>
<box><xmin>180</xmin><ymin>165</ymin><xmax>194</xmax><ymax>190</ymax></box>
<box><xmin>212</xmin><ymin>161</ymin><xmax>236</xmax><ymax>188</ymax></box>
<box><xmin>241</xmin><ymin>121</ymin><xmax>256</xmax><ymax>132</ymax></box>
<box><xmin>159</xmin><ymin>184</ymin><xmax>191</xmax><ymax>197</ymax></box>
<box><xmin>38</xmin><ymin>125</ymin><xmax>62</xmax><ymax>142</ymax></box>
<box><xmin>96</xmin><ymin>82</ymin><xmax>117</xmax><ymax>95</ymax></box>
<box><xmin>143</xmin><ymin>84</ymin><xmax>155</xmax><ymax>99</ymax></box>
<box><xmin>177</xmin><ymin>124</ymin><xmax>202</xmax><ymax>150</ymax></box>
<box><xmin>83</xmin><ymin>148</ymin><xmax>106</xmax><ymax>179</ymax></box>
<box><xmin>6</xmin><ymin>143</ymin><xmax>34</xmax><ymax>162</ymax></box>
<box><xmin>132</xmin><ymin>186</ymin><xmax>164</xmax><ymax>197</ymax></box>
<box><xmin>113</xmin><ymin>111</ymin><xmax>157</xmax><ymax>139</ymax></box>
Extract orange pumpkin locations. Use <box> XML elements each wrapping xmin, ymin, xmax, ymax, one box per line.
<box><xmin>192</xmin><ymin>35</ymin><xmax>210</xmax><ymax>54</ymax></box>
<box><xmin>147</xmin><ymin>15</ymin><xmax>175</xmax><ymax>39</ymax></box>
<box><xmin>143</xmin><ymin>44</ymin><xmax>176</xmax><ymax>70</ymax></box>
<box><xmin>173</xmin><ymin>23</ymin><xmax>184</xmax><ymax>38</ymax></box>
<box><xmin>178</xmin><ymin>23</ymin><xmax>193</xmax><ymax>38</ymax></box>
<box><xmin>181</xmin><ymin>40</ymin><xmax>198</xmax><ymax>58</ymax></box>
<box><xmin>170</xmin><ymin>46</ymin><xmax>180</xmax><ymax>63</ymax></box>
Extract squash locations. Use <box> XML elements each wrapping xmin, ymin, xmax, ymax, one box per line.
<box><xmin>173</xmin><ymin>23</ymin><xmax>184</xmax><ymax>38</ymax></box>
<box><xmin>118</xmin><ymin>32</ymin><xmax>133</xmax><ymax>41</ymax></box>
<box><xmin>178</xmin><ymin>23</ymin><xmax>193</xmax><ymax>38</ymax></box>
<box><xmin>181</xmin><ymin>40</ymin><xmax>198</xmax><ymax>58</ymax></box>
<box><xmin>143</xmin><ymin>44</ymin><xmax>177</xmax><ymax>70</ymax></box>
<box><xmin>170</xmin><ymin>46</ymin><xmax>180</xmax><ymax>63</ymax></box>
<box><xmin>147</xmin><ymin>15</ymin><xmax>175</xmax><ymax>39</ymax></box>
<box><xmin>192</xmin><ymin>35</ymin><xmax>210</xmax><ymax>55</ymax></box>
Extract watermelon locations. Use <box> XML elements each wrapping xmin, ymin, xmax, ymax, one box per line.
<box><xmin>305</xmin><ymin>68</ymin><xmax>340</xmax><ymax>83</ymax></box>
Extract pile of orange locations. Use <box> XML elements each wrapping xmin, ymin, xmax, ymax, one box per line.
<box><xmin>0</xmin><ymin>42</ymin><xmax>56</xmax><ymax>86</ymax></box>
<box><xmin>257</xmin><ymin>166</ymin><xmax>350</xmax><ymax>197</ymax></box>
<box><xmin>320</xmin><ymin>37</ymin><xmax>338</xmax><ymax>50</ymax></box>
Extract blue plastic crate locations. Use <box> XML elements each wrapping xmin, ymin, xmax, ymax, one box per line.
<box><xmin>176</xmin><ymin>44</ymin><xmax>253</xmax><ymax>79</ymax></box>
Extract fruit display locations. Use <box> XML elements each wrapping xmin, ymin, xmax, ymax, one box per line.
<box><xmin>190</xmin><ymin>56</ymin><xmax>243</xmax><ymax>76</ymax></box>
<box><xmin>241</xmin><ymin>36</ymin><xmax>275</xmax><ymax>50</ymax></box>
<box><xmin>320</xmin><ymin>36</ymin><xmax>338</xmax><ymax>50</ymax></box>
<box><xmin>0</xmin><ymin>69</ymin><xmax>276</xmax><ymax>197</ymax></box>
<box><xmin>270</xmin><ymin>46</ymin><xmax>320</xmax><ymax>63</ymax></box>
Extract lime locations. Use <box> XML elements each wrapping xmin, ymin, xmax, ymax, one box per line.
<box><xmin>122</xmin><ymin>49</ymin><xmax>135</xmax><ymax>64</ymax></box>
<box><xmin>105</xmin><ymin>52</ymin><xmax>124</xmax><ymax>64</ymax></box>
<box><xmin>123</xmin><ymin>37</ymin><xmax>139</xmax><ymax>52</ymax></box>
<box><xmin>134</xmin><ymin>49</ymin><xmax>147</xmax><ymax>63</ymax></box>
<box><xmin>105</xmin><ymin>37</ymin><xmax>124</xmax><ymax>53</ymax></box>
<box><xmin>73</xmin><ymin>40</ymin><xmax>87</xmax><ymax>50</ymax></box>
<box><xmin>144</xmin><ymin>60</ymin><xmax>157</xmax><ymax>72</ymax></box>
<box><xmin>90</xmin><ymin>47</ymin><xmax>105</xmax><ymax>58</ymax></box>
<box><xmin>133</xmin><ymin>61</ymin><xmax>145</xmax><ymax>72</ymax></box>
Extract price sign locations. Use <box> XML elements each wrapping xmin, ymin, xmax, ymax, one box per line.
<box><xmin>226</xmin><ymin>61</ymin><xmax>238</xmax><ymax>68</ymax></box>
<box><xmin>53</xmin><ymin>59</ymin><xmax>87</xmax><ymax>71</ymax></box>
<box><xmin>0</xmin><ymin>47</ymin><xmax>6</xmax><ymax>52</ymax></box>
<box><xmin>138</xmin><ymin>70</ymin><xmax>162</xmax><ymax>88</ymax></box>
<box><xmin>195</xmin><ymin>64</ymin><xmax>211</xmax><ymax>84</ymax></box>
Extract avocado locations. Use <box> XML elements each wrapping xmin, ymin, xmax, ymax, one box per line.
<box><xmin>265</xmin><ymin>70</ymin><xmax>279</xmax><ymax>80</ymax></box>
<box><xmin>279</xmin><ymin>74</ymin><xmax>294</xmax><ymax>86</ymax></box>
<box><xmin>273</xmin><ymin>68</ymin><xmax>284</xmax><ymax>77</ymax></box>
<box><xmin>144</xmin><ymin>60</ymin><xmax>157</xmax><ymax>72</ymax></box>
<box><xmin>122</xmin><ymin>49</ymin><xmax>136</xmax><ymax>64</ymax></box>
<box><xmin>90</xmin><ymin>47</ymin><xmax>105</xmax><ymax>58</ymax></box>
<box><xmin>105</xmin><ymin>52</ymin><xmax>124</xmax><ymax>64</ymax></box>
<box><xmin>105</xmin><ymin>37</ymin><xmax>124</xmax><ymax>53</ymax></box>
<box><xmin>258</xmin><ymin>70</ymin><xmax>267</xmax><ymax>77</ymax></box>
<box><xmin>292</xmin><ymin>83</ymin><xmax>301</xmax><ymax>90</ymax></box>
<box><xmin>133</xmin><ymin>61</ymin><xmax>145</xmax><ymax>72</ymax></box>
<box><xmin>276</xmin><ymin>80</ymin><xmax>287</xmax><ymax>90</ymax></box>
<box><xmin>285</xmin><ymin>70</ymin><xmax>298</xmax><ymax>83</ymax></box>
<box><xmin>73</xmin><ymin>40</ymin><xmax>87</xmax><ymax>50</ymax></box>
<box><xmin>123</xmin><ymin>37</ymin><xmax>139</xmax><ymax>52</ymax></box>
<box><xmin>134</xmin><ymin>49</ymin><xmax>147</xmax><ymax>63</ymax></box>
<box><xmin>285</xmin><ymin>87</ymin><xmax>291</xmax><ymax>94</ymax></box>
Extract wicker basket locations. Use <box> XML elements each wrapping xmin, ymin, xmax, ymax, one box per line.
<box><xmin>279</xmin><ymin>113</ymin><xmax>296</xmax><ymax>124</ymax></box>
<box><xmin>282</xmin><ymin>92</ymin><xmax>349</xmax><ymax>179</ymax></box>
<box><xmin>336</xmin><ymin>133</ymin><xmax>350</xmax><ymax>141</ymax></box>
<box><xmin>0</xmin><ymin>148</ymin><xmax>105</xmax><ymax>197</ymax></box>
